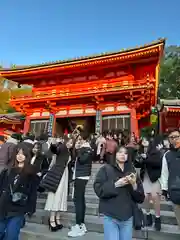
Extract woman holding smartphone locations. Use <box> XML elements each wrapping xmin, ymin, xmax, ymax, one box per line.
<box><xmin>94</xmin><ymin>146</ymin><xmax>144</xmax><ymax>240</ymax></box>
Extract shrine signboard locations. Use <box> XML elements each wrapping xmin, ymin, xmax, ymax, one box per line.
<box><xmin>95</xmin><ymin>110</ymin><xmax>102</xmax><ymax>133</ymax></box>
<box><xmin>47</xmin><ymin>113</ymin><xmax>55</xmax><ymax>136</ymax></box>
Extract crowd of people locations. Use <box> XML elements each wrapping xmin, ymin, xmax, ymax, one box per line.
<box><xmin>0</xmin><ymin>128</ymin><xmax>179</xmax><ymax>239</ymax></box>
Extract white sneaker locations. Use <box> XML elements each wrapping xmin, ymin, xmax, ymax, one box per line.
<box><xmin>68</xmin><ymin>224</ymin><xmax>85</xmax><ymax>237</ymax></box>
<box><xmin>81</xmin><ymin>223</ymin><xmax>87</xmax><ymax>232</ymax></box>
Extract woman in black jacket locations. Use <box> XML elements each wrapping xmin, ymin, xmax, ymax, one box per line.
<box><xmin>0</xmin><ymin>142</ymin><xmax>37</xmax><ymax>240</ymax></box>
<box><xmin>40</xmin><ymin>138</ymin><xmax>73</xmax><ymax>232</ymax></box>
<box><xmin>31</xmin><ymin>142</ymin><xmax>49</xmax><ymax>178</ymax></box>
<box><xmin>135</xmin><ymin>137</ymin><xmax>163</xmax><ymax>231</ymax></box>
<box><xmin>94</xmin><ymin>146</ymin><xmax>144</xmax><ymax>240</ymax></box>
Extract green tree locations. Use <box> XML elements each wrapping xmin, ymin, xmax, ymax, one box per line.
<box><xmin>159</xmin><ymin>45</ymin><xmax>180</xmax><ymax>99</ymax></box>
<box><xmin>0</xmin><ymin>73</ymin><xmax>32</xmax><ymax>113</ymax></box>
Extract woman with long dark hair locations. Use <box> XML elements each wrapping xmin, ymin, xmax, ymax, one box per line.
<box><xmin>0</xmin><ymin>142</ymin><xmax>38</xmax><ymax>240</ymax></box>
<box><xmin>31</xmin><ymin>142</ymin><xmax>49</xmax><ymax>178</ymax></box>
<box><xmin>94</xmin><ymin>146</ymin><xmax>145</xmax><ymax>240</ymax></box>
<box><xmin>40</xmin><ymin>138</ymin><xmax>73</xmax><ymax>232</ymax></box>
<box><xmin>135</xmin><ymin>137</ymin><xmax>163</xmax><ymax>231</ymax></box>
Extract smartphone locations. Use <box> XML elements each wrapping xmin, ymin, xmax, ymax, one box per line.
<box><xmin>126</xmin><ymin>173</ymin><xmax>135</xmax><ymax>179</ymax></box>
<box><xmin>129</xmin><ymin>173</ymin><xmax>135</xmax><ymax>179</ymax></box>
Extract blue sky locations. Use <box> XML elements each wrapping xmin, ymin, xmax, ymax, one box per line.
<box><xmin>0</xmin><ymin>0</ymin><xmax>179</xmax><ymax>66</ymax></box>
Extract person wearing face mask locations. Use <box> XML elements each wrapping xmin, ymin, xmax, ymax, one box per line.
<box><xmin>22</xmin><ymin>142</ymin><xmax>50</xmax><ymax>229</ymax></box>
<box><xmin>94</xmin><ymin>146</ymin><xmax>144</xmax><ymax>240</ymax></box>
<box><xmin>68</xmin><ymin>132</ymin><xmax>93</xmax><ymax>237</ymax></box>
<box><xmin>0</xmin><ymin>142</ymin><xmax>37</xmax><ymax>240</ymax></box>
<box><xmin>161</xmin><ymin>129</ymin><xmax>180</xmax><ymax>228</ymax></box>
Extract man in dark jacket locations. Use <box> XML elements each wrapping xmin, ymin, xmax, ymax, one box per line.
<box><xmin>0</xmin><ymin>133</ymin><xmax>19</xmax><ymax>171</ymax></box>
<box><xmin>68</xmin><ymin>132</ymin><xmax>93</xmax><ymax>237</ymax></box>
<box><xmin>161</xmin><ymin>129</ymin><xmax>180</xmax><ymax>228</ymax></box>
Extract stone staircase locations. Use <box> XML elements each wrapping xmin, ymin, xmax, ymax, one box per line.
<box><xmin>21</xmin><ymin>164</ymin><xmax>180</xmax><ymax>240</ymax></box>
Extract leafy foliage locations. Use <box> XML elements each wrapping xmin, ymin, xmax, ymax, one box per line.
<box><xmin>0</xmin><ymin>77</ymin><xmax>32</xmax><ymax>113</ymax></box>
<box><xmin>159</xmin><ymin>46</ymin><xmax>180</xmax><ymax>99</ymax></box>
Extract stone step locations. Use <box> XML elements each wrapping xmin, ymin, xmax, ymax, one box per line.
<box><xmin>28</xmin><ymin>206</ymin><xmax>178</xmax><ymax>228</ymax></box>
<box><xmin>20</xmin><ymin>223</ymin><xmax>103</xmax><ymax>240</ymax></box>
<box><xmin>38</xmin><ymin>192</ymin><xmax>99</xmax><ymax>201</ymax></box>
<box><xmin>25</xmin><ymin>215</ymin><xmax>180</xmax><ymax>240</ymax></box>
<box><xmin>20</xmin><ymin>223</ymin><xmax>150</xmax><ymax>240</ymax></box>
<box><xmin>39</xmin><ymin>192</ymin><xmax>174</xmax><ymax>210</ymax></box>
<box><xmin>37</xmin><ymin>196</ymin><xmax>175</xmax><ymax>213</ymax></box>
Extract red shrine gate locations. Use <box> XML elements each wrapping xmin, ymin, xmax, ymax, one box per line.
<box><xmin>0</xmin><ymin>39</ymin><xmax>165</xmax><ymax>137</ymax></box>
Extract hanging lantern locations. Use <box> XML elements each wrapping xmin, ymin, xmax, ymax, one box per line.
<box><xmin>150</xmin><ymin>114</ymin><xmax>157</xmax><ymax>124</ymax></box>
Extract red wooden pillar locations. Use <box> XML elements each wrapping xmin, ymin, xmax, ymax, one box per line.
<box><xmin>23</xmin><ymin>115</ymin><xmax>30</xmax><ymax>134</ymax></box>
<box><xmin>130</xmin><ymin>108</ymin><xmax>139</xmax><ymax>138</ymax></box>
<box><xmin>52</xmin><ymin>115</ymin><xmax>56</xmax><ymax>137</ymax></box>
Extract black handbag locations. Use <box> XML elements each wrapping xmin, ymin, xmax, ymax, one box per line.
<box><xmin>10</xmin><ymin>184</ymin><xmax>28</xmax><ymax>206</ymax></box>
<box><xmin>132</xmin><ymin>202</ymin><xmax>145</xmax><ymax>230</ymax></box>
<box><xmin>132</xmin><ymin>203</ymin><xmax>148</xmax><ymax>239</ymax></box>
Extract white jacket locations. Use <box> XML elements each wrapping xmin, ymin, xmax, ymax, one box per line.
<box><xmin>160</xmin><ymin>151</ymin><xmax>169</xmax><ymax>191</ymax></box>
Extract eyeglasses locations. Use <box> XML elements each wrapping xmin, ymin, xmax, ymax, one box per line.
<box><xmin>168</xmin><ymin>135</ymin><xmax>180</xmax><ymax>140</ymax></box>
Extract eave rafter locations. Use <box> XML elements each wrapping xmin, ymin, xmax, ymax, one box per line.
<box><xmin>0</xmin><ymin>39</ymin><xmax>165</xmax><ymax>79</ymax></box>
<box><xmin>0</xmin><ymin>118</ymin><xmax>21</xmax><ymax>125</ymax></box>
<box><xmin>10</xmin><ymin>84</ymin><xmax>155</xmax><ymax>119</ymax></box>
<box><xmin>125</xmin><ymin>88</ymin><xmax>153</xmax><ymax>120</ymax></box>
<box><xmin>10</xmin><ymin>84</ymin><xmax>154</xmax><ymax>106</ymax></box>
<box><xmin>10</xmin><ymin>103</ymin><xmax>33</xmax><ymax>115</ymax></box>
<box><xmin>164</xmin><ymin>107</ymin><xmax>180</xmax><ymax>113</ymax></box>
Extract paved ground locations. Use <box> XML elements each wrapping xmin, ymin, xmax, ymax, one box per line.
<box><xmin>20</xmin><ymin>222</ymin><xmax>180</xmax><ymax>240</ymax></box>
<box><xmin>20</xmin><ymin>223</ymin><xmax>145</xmax><ymax>240</ymax></box>
<box><xmin>20</xmin><ymin>223</ymin><xmax>104</xmax><ymax>240</ymax></box>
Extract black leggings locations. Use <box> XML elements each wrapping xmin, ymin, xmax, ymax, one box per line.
<box><xmin>74</xmin><ymin>179</ymin><xmax>88</xmax><ymax>225</ymax></box>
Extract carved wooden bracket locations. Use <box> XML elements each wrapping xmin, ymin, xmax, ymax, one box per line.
<box><xmin>44</xmin><ymin>101</ymin><xmax>57</xmax><ymax>114</ymax></box>
<box><xmin>12</xmin><ymin>103</ymin><xmax>33</xmax><ymax>116</ymax></box>
<box><xmin>92</xmin><ymin>95</ymin><xmax>104</xmax><ymax>110</ymax></box>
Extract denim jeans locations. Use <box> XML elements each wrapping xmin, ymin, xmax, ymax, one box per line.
<box><xmin>0</xmin><ymin>215</ymin><xmax>24</xmax><ymax>240</ymax></box>
<box><xmin>104</xmin><ymin>215</ymin><xmax>133</xmax><ymax>240</ymax></box>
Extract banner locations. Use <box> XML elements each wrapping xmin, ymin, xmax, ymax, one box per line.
<box><xmin>95</xmin><ymin>110</ymin><xmax>102</xmax><ymax>133</ymax></box>
<box><xmin>47</xmin><ymin>113</ymin><xmax>55</xmax><ymax>136</ymax></box>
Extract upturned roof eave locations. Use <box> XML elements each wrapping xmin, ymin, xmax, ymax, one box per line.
<box><xmin>0</xmin><ymin>38</ymin><xmax>165</xmax><ymax>77</ymax></box>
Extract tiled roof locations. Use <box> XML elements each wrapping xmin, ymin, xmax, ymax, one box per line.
<box><xmin>1</xmin><ymin>38</ymin><xmax>165</xmax><ymax>71</ymax></box>
<box><xmin>161</xmin><ymin>99</ymin><xmax>180</xmax><ymax>106</ymax></box>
